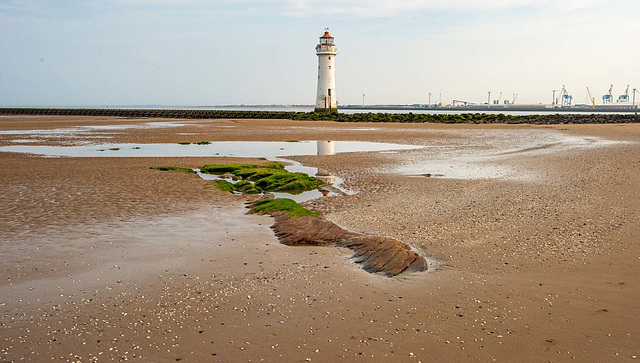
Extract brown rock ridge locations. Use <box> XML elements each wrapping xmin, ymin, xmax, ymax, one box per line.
<box><xmin>251</xmin><ymin>209</ymin><xmax>428</xmax><ymax>277</ymax></box>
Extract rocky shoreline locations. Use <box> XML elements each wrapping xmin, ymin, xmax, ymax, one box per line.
<box><xmin>1</xmin><ymin>107</ymin><xmax>639</xmax><ymax>124</ymax></box>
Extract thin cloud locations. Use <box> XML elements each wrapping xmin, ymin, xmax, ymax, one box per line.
<box><xmin>282</xmin><ymin>0</ymin><xmax>577</xmax><ymax>17</ymax></box>
<box><xmin>0</xmin><ymin>0</ymin><xmax>602</xmax><ymax>19</ymax></box>
<box><xmin>109</xmin><ymin>0</ymin><xmax>600</xmax><ymax>18</ymax></box>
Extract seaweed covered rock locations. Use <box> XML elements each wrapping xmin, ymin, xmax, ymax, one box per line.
<box><xmin>250</xmin><ymin>198</ymin><xmax>320</xmax><ymax>217</ymax></box>
<box><xmin>249</xmin><ymin>199</ymin><xmax>427</xmax><ymax>277</ymax></box>
<box><xmin>201</xmin><ymin>162</ymin><xmax>323</xmax><ymax>193</ymax></box>
<box><xmin>233</xmin><ymin>180</ymin><xmax>262</xmax><ymax>194</ymax></box>
<box><xmin>201</xmin><ymin>164</ymin><xmax>259</xmax><ymax>174</ymax></box>
<box><xmin>206</xmin><ymin>180</ymin><xmax>235</xmax><ymax>193</ymax></box>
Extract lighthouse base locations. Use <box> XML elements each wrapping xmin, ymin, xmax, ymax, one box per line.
<box><xmin>314</xmin><ymin>107</ymin><xmax>338</xmax><ymax>113</ymax></box>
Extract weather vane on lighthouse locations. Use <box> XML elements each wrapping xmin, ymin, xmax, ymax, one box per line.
<box><xmin>315</xmin><ymin>28</ymin><xmax>338</xmax><ymax>113</ymax></box>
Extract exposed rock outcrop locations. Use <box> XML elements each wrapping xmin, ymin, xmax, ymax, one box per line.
<box><xmin>252</xmin><ymin>208</ymin><xmax>427</xmax><ymax>277</ymax></box>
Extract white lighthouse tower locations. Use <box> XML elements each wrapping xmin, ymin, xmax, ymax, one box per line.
<box><xmin>315</xmin><ymin>29</ymin><xmax>338</xmax><ymax>113</ymax></box>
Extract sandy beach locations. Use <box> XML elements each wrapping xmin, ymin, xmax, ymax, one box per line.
<box><xmin>1</xmin><ymin>115</ymin><xmax>639</xmax><ymax>362</ymax></box>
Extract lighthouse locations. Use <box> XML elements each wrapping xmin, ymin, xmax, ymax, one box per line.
<box><xmin>315</xmin><ymin>29</ymin><xmax>338</xmax><ymax>113</ymax></box>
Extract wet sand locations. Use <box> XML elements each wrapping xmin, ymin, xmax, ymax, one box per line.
<box><xmin>1</xmin><ymin>116</ymin><xmax>639</xmax><ymax>362</ymax></box>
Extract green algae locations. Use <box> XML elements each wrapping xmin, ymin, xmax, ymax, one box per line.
<box><xmin>152</xmin><ymin>166</ymin><xmax>197</xmax><ymax>174</ymax></box>
<box><xmin>233</xmin><ymin>180</ymin><xmax>262</xmax><ymax>194</ymax></box>
<box><xmin>250</xmin><ymin>198</ymin><xmax>320</xmax><ymax>217</ymax></box>
<box><xmin>252</xmin><ymin>173</ymin><xmax>319</xmax><ymax>192</ymax></box>
<box><xmin>206</xmin><ymin>180</ymin><xmax>235</xmax><ymax>193</ymax></box>
<box><xmin>200</xmin><ymin>164</ymin><xmax>258</xmax><ymax>173</ymax></box>
<box><xmin>200</xmin><ymin>162</ymin><xmax>321</xmax><ymax>193</ymax></box>
<box><xmin>204</xmin><ymin>179</ymin><xmax>261</xmax><ymax>195</ymax></box>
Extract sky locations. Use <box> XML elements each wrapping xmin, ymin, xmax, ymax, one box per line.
<box><xmin>1</xmin><ymin>0</ymin><xmax>639</xmax><ymax>107</ymax></box>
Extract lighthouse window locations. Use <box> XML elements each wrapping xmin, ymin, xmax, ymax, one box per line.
<box><xmin>328</xmin><ymin>66</ymin><xmax>331</xmax><ymax>69</ymax></box>
<box><xmin>328</xmin><ymin>57</ymin><xmax>331</xmax><ymax>60</ymax></box>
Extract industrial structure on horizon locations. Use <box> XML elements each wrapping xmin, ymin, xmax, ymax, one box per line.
<box><xmin>449</xmin><ymin>85</ymin><xmax>638</xmax><ymax>110</ymax></box>
<box><xmin>315</xmin><ymin>29</ymin><xmax>338</xmax><ymax>113</ymax></box>
<box><xmin>549</xmin><ymin>84</ymin><xmax>636</xmax><ymax>109</ymax></box>
<box><xmin>343</xmin><ymin>84</ymin><xmax>638</xmax><ymax>112</ymax></box>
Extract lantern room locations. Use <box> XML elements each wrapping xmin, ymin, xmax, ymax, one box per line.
<box><xmin>320</xmin><ymin>29</ymin><xmax>335</xmax><ymax>45</ymax></box>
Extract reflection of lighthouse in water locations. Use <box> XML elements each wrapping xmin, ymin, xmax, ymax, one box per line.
<box><xmin>317</xmin><ymin>140</ymin><xmax>335</xmax><ymax>156</ymax></box>
<box><xmin>316</xmin><ymin>141</ymin><xmax>335</xmax><ymax>184</ymax></box>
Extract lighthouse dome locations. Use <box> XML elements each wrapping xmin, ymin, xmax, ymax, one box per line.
<box><xmin>319</xmin><ymin>28</ymin><xmax>335</xmax><ymax>45</ymax></box>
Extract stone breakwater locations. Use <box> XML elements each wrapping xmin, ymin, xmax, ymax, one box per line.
<box><xmin>250</xmin><ymin>209</ymin><xmax>428</xmax><ymax>277</ymax></box>
<box><xmin>1</xmin><ymin>108</ymin><xmax>639</xmax><ymax>124</ymax></box>
<box><xmin>0</xmin><ymin>108</ymin><xmax>296</xmax><ymax>120</ymax></box>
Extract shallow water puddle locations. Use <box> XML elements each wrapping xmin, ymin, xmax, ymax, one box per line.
<box><xmin>0</xmin><ymin>140</ymin><xmax>420</xmax><ymax>158</ymax></box>
<box><xmin>0</xmin><ymin>140</ymin><xmax>422</xmax><ymax>202</ymax></box>
<box><xmin>0</xmin><ymin>121</ymin><xmax>190</xmax><ymax>137</ymax></box>
<box><xmin>0</xmin><ymin>130</ymin><xmax>625</xmax><ymax>184</ymax></box>
<box><xmin>397</xmin><ymin>130</ymin><xmax>625</xmax><ymax>181</ymax></box>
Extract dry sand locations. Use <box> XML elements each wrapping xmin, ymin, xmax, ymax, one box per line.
<box><xmin>0</xmin><ymin>116</ymin><xmax>639</xmax><ymax>362</ymax></box>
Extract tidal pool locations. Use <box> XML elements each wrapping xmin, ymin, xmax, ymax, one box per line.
<box><xmin>0</xmin><ymin>121</ymin><xmax>189</xmax><ymax>136</ymax></box>
<box><xmin>396</xmin><ymin>130</ymin><xmax>625</xmax><ymax>181</ymax></box>
<box><xmin>0</xmin><ymin>140</ymin><xmax>420</xmax><ymax>158</ymax></box>
<box><xmin>0</xmin><ymin>140</ymin><xmax>423</xmax><ymax>202</ymax></box>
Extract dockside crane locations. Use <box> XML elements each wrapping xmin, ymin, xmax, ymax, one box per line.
<box><xmin>559</xmin><ymin>85</ymin><xmax>573</xmax><ymax>106</ymax></box>
<box><xmin>504</xmin><ymin>93</ymin><xmax>518</xmax><ymax>105</ymax></box>
<box><xmin>618</xmin><ymin>85</ymin><xmax>630</xmax><ymax>103</ymax></box>
<box><xmin>603</xmin><ymin>85</ymin><xmax>614</xmax><ymax>104</ymax></box>
<box><xmin>493</xmin><ymin>92</ymin><xmax>503</xmax><ymax>105</ymax></box>
<box><xmin>586</xmin><ymin>87</ymin><xmax>595</xmax><ymax>108</ymax></box>
<box><xmin>633</xmin><ymin>87</ymin><xmax>638</xmax><ymax>109</ymax></box>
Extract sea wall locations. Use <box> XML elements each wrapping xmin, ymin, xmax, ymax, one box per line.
<box><xmin>1</xmin><ymin>108</ymin><xmax>639</xmax><ymax>124</ymax></box>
